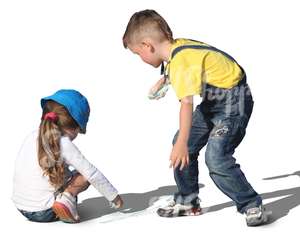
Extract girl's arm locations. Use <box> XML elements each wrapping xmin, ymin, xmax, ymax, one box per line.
<box><xmin>60</xmin><ymin>137</ymin><xmax>118</xmax><ymax>202</ymax></box>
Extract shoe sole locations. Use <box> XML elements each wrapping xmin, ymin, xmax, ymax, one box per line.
<box><xmin>246</xmin><ymin>213</ymin><xmax>268</xmax><ymax>227</ymax></box>
<box><xmin>52</xmin><ymin>202</ymin><xmax>79</xmax><ymax>223</ymax></box>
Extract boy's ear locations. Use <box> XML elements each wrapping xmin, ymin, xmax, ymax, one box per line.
<box><xmin>141</xmin><ymin>39</ymin><xmax>155</xmax><ymax>53</ymax></box>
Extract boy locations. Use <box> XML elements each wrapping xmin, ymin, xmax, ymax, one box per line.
<box><xmin>123</xmin><ymin>9</ymin><xmax>267</xmax><ymax>226</ymax></box>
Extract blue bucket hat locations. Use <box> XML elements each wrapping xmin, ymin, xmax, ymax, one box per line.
<box><xmin>41</xmin><ymin>89</ymin><xmax>90</xmax><ymax>133</ymax></box>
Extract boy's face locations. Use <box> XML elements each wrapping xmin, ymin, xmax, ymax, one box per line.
<box><xmin>128</xmin><ymin>42</ymin><xmax>162</xmax><ymax>68</ymax></box>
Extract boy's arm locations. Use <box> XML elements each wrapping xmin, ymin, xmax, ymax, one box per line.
<box><xmin>169</xmin><ymin>96</ymin><xmax>193</xmax><ymax>170</ymax></box>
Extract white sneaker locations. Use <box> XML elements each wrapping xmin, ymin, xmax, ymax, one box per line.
<box><xmin>52</xmin><ymin>192</ymin><xmax>80</xmax><ymax>223</ymax></box>
<box><xmin>157</xmin><ymin>199</ymin><xmax>202</xmax><ymax>217</ymax></box>
<box><xmin>245</xmin><ymin>205</ymin><xmax>268</xmax><ymax>226</ymax></box>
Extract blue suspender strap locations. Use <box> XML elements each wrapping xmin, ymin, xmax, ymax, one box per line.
<box><xmin>171</xmin><ymin>45</ymin><xmax>239</xmax><ymax>62</ymax></box>
<box><xmin>170</xmin><ymin>43</ymin><xmax>246</xmax><ymax>85</ymax></box>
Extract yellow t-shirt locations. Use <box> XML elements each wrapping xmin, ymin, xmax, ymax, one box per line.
<box><xmin>166</xmin><ymin>39</ymin><xmax>243</xmax><ymax>100</ymax></box>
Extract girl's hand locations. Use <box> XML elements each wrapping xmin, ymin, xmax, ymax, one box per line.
<box><xmin>111</xmin><ymin>195</ymin><xmax>123</xmax><ymax>209</ymax></box>
<box><xmin>169</xmin><ymin>141</ymin><xmax>190</xmax><ymax>170</ymax></box>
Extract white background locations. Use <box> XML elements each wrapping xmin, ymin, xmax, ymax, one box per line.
<box><xmin>1</xmin><ymin>0</ymin><xmax>300</xmax><ymax>239</ymax></box>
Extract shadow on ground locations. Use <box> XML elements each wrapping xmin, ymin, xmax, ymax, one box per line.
<box><xmin>78</xmin><ymin>184</ymin><xmax>204</xmax><ymax>221</ymax></box>
<box><xmin>78</xmin><ymin>171</ymin><xmax>300</xmax><ymax>224</ymax></box>
<box><xmin>202</xmin><ymin>171</ymin><xmax>300</xmax><ymax>225</ymax></box>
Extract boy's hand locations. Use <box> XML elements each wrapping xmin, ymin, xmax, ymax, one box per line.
<box><xmin>150</xmin><ymin>77</ymin><xmax>165</xmax><ymax>93</ymax></box>
<box><xmin>110</xmin><ymin>195</ymin><xmax>123</xmax><ymax>209</ymax></box>
<box><xmin>148</xmin><ymin>77</ymin><xmax>169</xmax><ymax>100</ymax></box>
<box><xmin>169</xmin><ymin>140</ymin><xmax>190</xmax><ymax>170</ymax></box>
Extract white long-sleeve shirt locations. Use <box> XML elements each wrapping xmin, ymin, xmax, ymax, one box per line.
<box><xmin>12</xmin><ymin>131</ymin><xmax>118</xmax><ymax>212</ymax></box>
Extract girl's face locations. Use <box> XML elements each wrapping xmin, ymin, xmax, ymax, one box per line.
<box><xmin>63</xmin><ymin>127</ymin><xmax>80</xmax><ymax>141</ymax></box>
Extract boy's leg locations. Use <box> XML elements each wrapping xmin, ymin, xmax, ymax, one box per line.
<box><xmin>204</xmin><ymin>95</ymin><xmax>262</xmax><ymax>214</ymax></box>
<box><xmin>172</xmin><ymin>104</ymin><xmax>213</xmax><ymax>205</ymax></box>
<box><xmin>157</xmin><ymin>104</ymin><xmax>212</xmax><ymax>217</ymax></box>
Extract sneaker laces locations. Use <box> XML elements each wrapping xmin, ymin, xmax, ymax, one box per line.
<box><xmin>246</xmin><ymin>206</ymin><xmax>262</xmax><ymax>218</ymax></box>
<box><xmin>163</xmin><ymin>201</ymin><xmax>196</xmax><ymax>211</ymax></box>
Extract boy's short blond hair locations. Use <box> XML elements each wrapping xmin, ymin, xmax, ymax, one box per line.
<box><xmin>123</xmin><ymin>9</ymin><xmax>173</xmax><ymax>48</ymax></box>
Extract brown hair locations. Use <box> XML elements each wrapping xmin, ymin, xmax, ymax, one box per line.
<box><xmin>38</xmin><ymin>100</ymin><xmax>79</xmax><ymax>189</ymax></box>
<box><xmin>123</xmin><ymin>9</ymin><xmax>173</xmax><ymax>48</ymax></box>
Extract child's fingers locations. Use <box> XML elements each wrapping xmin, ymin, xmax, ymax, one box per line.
<box><xmin>180</xmin><ymin>160</ymin><xmax>185</xmax><ymax>171</ymax></box>
<box><xmin>179</xmin><ymin>157</ymin><xmax>188</xmax><ymax>171</ymax></box>
<box><xmin>169</xmin><ymin>156</ymin><xmax>174</xmax><ymax>168</ymax></box>
<box><xmin>170</xmin><ymin>159</ymin><xmax>178</xmax><ymax>169</ymax></box>
<box><xmin>174</xmin><ymin>158</ymin><xmax>181</xmax><ymax>170</ymax></box>
<box><xmin>169</xmin><ymin>160</ymin><xmax>173</xmax><ymax>168</ymax></box>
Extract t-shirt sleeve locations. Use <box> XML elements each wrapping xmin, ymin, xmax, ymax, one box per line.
<box><xmin>60</xmin><ymin>137</ymin><xmax>118</xmax><ymax>202</ymax></box>
<box><xmin>169</xmin><ymin>53</ymin><xmax>203</xmax><ymax>100</ymax></box>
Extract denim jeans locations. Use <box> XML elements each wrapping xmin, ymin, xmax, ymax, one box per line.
<box><xmin>19</xmin><ymin>208</ymin><xmax>58</xmax><ymax>222</ymax></box>
<box><xmin>18</xmin><ymin>169</ymin><xmax>78</xmax><ymax>222</ymax></box>
<box><xmin>172</xmin><ymin>77</ymin><xmax>262</xmax><ymax>213</ymax></box>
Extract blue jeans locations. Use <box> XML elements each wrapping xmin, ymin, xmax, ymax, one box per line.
<box><xmin>19</xmin><ymin>208</ymin><xmax>58</xmax><ymax>222</ymax></box>
<box><xmin>172</xmin><ymin>77</ymin><xmax>262</xmax><ymax>213</ymax></box>
<box><xmin>18</xmin><ymin>169</ymin><xmax>78</xmax><ymax>222</ymax></box>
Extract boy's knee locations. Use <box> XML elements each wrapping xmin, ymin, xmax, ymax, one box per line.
<box><xmin>205</xmin><ymin>144</ymin><xmax>238</xmax><ymax>173</ymax></box>
<box><xmin>205</xmin><ymin>151</ymin><xmax>217</xmax><ymax>171</ymax></box>
<box><xmin>205</xmin><ymin>141</ymin><xmax>225</xmax><ymax>168</ymax></box>
<box><xmin>210</xmin><ymin>123</ymin><xmax>230</xmax><ymax>138</ymax></box>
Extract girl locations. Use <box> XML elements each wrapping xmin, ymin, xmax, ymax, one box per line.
<box><xmin>12</xmin><ymin>89</ymin><xmax>123</xmax><ymax>223</ymax></box>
